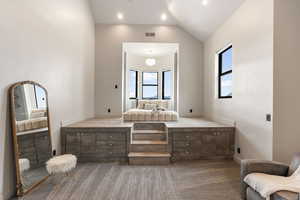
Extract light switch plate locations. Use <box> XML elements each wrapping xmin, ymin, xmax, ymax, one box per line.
<box><xmin>266</xmin><ymin>114</ymin><xmax>272</xmax><ymax>122</ymax></box>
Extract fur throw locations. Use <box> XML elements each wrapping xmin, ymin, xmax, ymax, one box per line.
<box><xmin>46</xmin><ymin>154</ymin><xmax>77</xmax><ymax>174</ymax></box>
<box><xmin>19</xmin><ymin>158</ymin><xmax>30</xmax><ymax>173</ymax></box>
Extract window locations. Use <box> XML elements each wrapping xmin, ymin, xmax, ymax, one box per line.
<box><xmin>218</xmin><ymin>46</ymin><xmax>233</xmax><ymax>98</ymax></box>
<box><xmin>162</xmin><ymin>71</ymin><xmax>172</xmax><ymax>99</ymax></box>
<box><xmin>129</xmin><ymin>70</ymin><xmax>138</xmax><ymax>99</ymax></box>
<box><xmin>142</xmin><ymin>72</ymin><xmax>158</xmax><ymax>99</ymax></box>
<box><xmin>34</xmin><ymin>85</ymin><xmax>47</xmax><ymax>109</ymax></box>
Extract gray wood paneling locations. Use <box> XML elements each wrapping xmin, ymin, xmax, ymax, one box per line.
<box><xmin>61</xmin><ymin>126</ymin><xmax>235</xmax><ymax>163</ymax></box>
<box><xmin>61</xmin><ymin>127</ymin><xmax>130</xmax><ymax>163</ymax></box>
<box><xmin>169</xmin><ymin>127</ymin><xmax>235</xmax><ymax>162</ymax></box>
<box><xmin>17</xmin><ymin>130</ymin><xmax>52</xmax><ymax>169</ymax></box>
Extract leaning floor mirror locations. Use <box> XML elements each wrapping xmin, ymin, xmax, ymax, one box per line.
<box><xmin>9</xmin><ymin>81</ymin><xmax>52</xmax><ymax>196</ymax></box>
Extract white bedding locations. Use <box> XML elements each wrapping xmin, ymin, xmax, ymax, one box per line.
<box><xmin>123</xmin><ymin>109</ymin><xmax>179</xmax><ymax>121</ymax></box>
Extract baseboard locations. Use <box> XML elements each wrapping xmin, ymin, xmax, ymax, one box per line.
<box><xmin>234</xmin><ymin>155</ymin><xmax>242</xmax><ymax>165</ymax></box>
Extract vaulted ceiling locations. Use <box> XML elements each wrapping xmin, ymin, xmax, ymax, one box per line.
<box><xmin>89</xmin><ymin>0</ymin><xmax>245</xmax><ymax>41</ymax></box>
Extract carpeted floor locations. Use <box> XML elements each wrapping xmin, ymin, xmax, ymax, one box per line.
<box><xmin>15</xmin><ymin>160</ymin><xmax>241</xmax><ymax>200</ymax></box>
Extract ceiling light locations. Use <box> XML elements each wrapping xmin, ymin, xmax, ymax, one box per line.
<box><xmin>202</xmin><ymin>0</ymin><xmax>208</xmax><ymax>6</ymax></box>
<box><xmin>117</xmin><ymin>13</ymin><xmax>124</xmax><ymax>20</ymax></box>
<box><xmin>145</xmin><ymin>49</ymin><xmax>153</xmax><ymax>54</ymax></box>
<box><xmin>145</xmin><ymin>58</ymin><xmax>156</xmax><ymax>66</ymax></box>
<box><xmin>161</xmin><ymin>13</ymin><xmax>167</xmax><ymax>21</ymax></box>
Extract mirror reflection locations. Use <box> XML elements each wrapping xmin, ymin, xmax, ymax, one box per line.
<box><xmin>13</xmin><ymin>83</ymin><xmax>52</xmax><ymax>193</ymax></box>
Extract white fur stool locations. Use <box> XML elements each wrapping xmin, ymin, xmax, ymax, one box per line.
<box><xmin>46</xmin><ymin>154</ymin><xmax>77</xmax><ymax>176</ymax></box>
<box><xmin>19</xmin><ymin>158</ymin><xmax>30</xmax><ymax>173</ymax></box>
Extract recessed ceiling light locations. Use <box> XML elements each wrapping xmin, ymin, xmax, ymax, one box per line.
<box><xmin>146</xmin><ymin>49</ymin><xmax>153</xmax><ymax>54</ymax></box>
<box><xmin>161</xmin><ymin>13</ymin><xmax>167</xmax><ymax>21</ymax></box>
<box><xmin>117</xmin><ymin>13</ymin><xmax>124</xmax><ymax>20</ymax></box>
<box><xmin>202</xmin><ymin>0</ymin><xmax>208</xmax><ymax>6</ymax></box>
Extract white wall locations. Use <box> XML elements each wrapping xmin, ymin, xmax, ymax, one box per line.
<box><xmin>95</xmin><ymin>24</ymin><xmax>203</xmax><ymax>117</ymax></box>
<box><xmin>0</xmin><ymin>0</ymin><xmax>95</xmax><ymax>199</ymax></box>
<box><xmin>273</xmin><ymin>0</ymin><xmax>300</xmax><ymax>163</ymax></box>
<box><xmin>203</xmin><ymin>0</ymin><xmax>274</xmax><ymax>161</ymax></box>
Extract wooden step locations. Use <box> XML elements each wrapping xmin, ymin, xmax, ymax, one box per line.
<box><xmin>132</xmin><ymin>133</ymin><xmax>166</xmax><ymax>141</ymax></box>
<box><xmin>132</xmin><ymin>130</ymin><xmax>166</xmax><ymax>141</ymax></box>
<box><xmin>131</xmin><ymin>140</ymin><xmax>167</xmax><ymax>145</ymax></box>
<box><xmin>132</xmin><ymin>130</ymin><xmax>166</xmax><ymax>134</ymax></box>
<box><xmin>134</xmin><ymin>123</ymin><xmax>166</xmax><ymax>131</ymax></box>
<box><xmin>130</xmin><ymin>142</ymin><xmax>168</xmax><ymax>152</ymax></box>
<box><xmin>129</xmin><ymin>152</ymin><xmax>171</xmax><ymax>165</ymax></box>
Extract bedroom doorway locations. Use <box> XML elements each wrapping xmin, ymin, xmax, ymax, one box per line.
<box><xmin>122</xmin><ymin>43</ymin><xmax>179</xmax><ymax>112</ymax></box>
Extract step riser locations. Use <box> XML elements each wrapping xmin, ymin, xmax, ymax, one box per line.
<box><xmin>134</xmin><ymin>123</ymin><xmax>165</xmax><ymax>131</ymax></box>
<box><xmin>129</xmin><ymin>157</ymin><xmax>170</xmax><ymax>165</ymax></box>
<box><xmin>132</xmin><ymin>134</ymin><xmax>166</xmax><ymax>141</ymax></box>
<box><xmin>130</xmin><ymin>144</ymin><xmax>168</xmax><ymax>152</ymax></box>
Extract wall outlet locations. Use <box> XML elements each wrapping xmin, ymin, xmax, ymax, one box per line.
<box><xmin>237</xmin><ymin>148</ymin><xmax>241</xmax><ymax>154</ymax></box>
<box><xmin>145</xmin><ymin>32</ymin><xmax>155</xmax><ymax>37</ymax></box>
<box><xmin>266</xmin><ymin>114</ymin><xmax>272</xmax><ymax>122</ymax></box>
<box><xmin>189</xmin><ymin>109</ymin><xmax>193</xmax><ymax>113</ymax></box>
<box><xmin>108</xmin><ymin>108</ymin><xmax>111</xmax><ymax>113</ymax></box>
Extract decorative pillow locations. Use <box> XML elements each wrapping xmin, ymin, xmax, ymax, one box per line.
<box><xmin>157</xmin><ymin>106</ymin><xmax>166</xmax><ymax>111</ymax></box>
<box><xmin>144</xmin><ymin>104</ymin><xmax>157</xmax><ymax>110</ymax></box>
<box><xmin>137</xmin><ymin>101</ymin><xmax>145</xmax><ymax>109</ymax></box>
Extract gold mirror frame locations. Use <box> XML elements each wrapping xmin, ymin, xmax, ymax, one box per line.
<box><xmin>9</xmin><ymin>81</ymin><xmax>52</xmax><ymax>196</ymax></box>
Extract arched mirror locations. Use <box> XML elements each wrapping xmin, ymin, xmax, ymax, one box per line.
<box><xmin>9</xmin><ymin>81</ymin><xmax>52</xmax><ymax>196</ymax></box>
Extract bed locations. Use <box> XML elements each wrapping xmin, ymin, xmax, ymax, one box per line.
<box><xmin>123</xmin><ymin>100</ymin><xmax>179</xmax><ymax>121</ymax></box>
<box><xmin>16</xmin><ymin>110</ymin><xmax>48</xmax><ymax>132</ymax></box>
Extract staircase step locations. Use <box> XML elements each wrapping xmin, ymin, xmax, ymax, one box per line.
<box><xmin>132</xmin><ymin>133</ymin><xmax>166</xmax><ymax>141</ymax></box>
<box><xmin>134</xmin><ymin>123</ymin><xmax>166</xmax><ymax>131</ymax></box>
<box><xmin>132</xmin><ymin>130</ymin><xmax>166</xmax><ymax>134</ymax></box>
<box><xmin>129</xmin><ymin>152</ymin><xmax>171</xmax><ymax>165</ymax></box>
<box><xmin>130</xmin><ymin>143</ymin><xmax>168</xmax><ymax>152</ymax></box>
<box><xmin>132</xmin><ymin>130</ymin><xmax>166</xmax><ymax>141</ymax></box>
<box><xmin>131</xmin><ymin>140</ymin><xmax>167</xmax><ymax>145</ymax></box>
<box><xmin>129</xmin><ymin>152</ymin><xmax>171</xmax><ymax>157</ymax></box>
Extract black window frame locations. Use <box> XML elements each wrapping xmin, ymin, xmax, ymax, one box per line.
<box><xmin>129</xmin><ymin>70</ymin><xmax>138</xmax><ymax>99</ymax></box>
<box><xmin>162</xmin><ymin>70</ymin><xmax>172</xmax><ymax>100</ymax></box>
<box><xmin>142</xmin><ymin>72</ymin><xmax>159</xmax><ymax>99</ymax></box>
<box><xmin>218</xmin><ymin>45</ymin><xmax>233</xmax><ymax>99</ymax></box>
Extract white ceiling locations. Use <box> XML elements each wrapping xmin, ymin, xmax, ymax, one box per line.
<box><xmin>123</xmin><ymin>42</ymin><xmax>179</xmax><ymax>57</ymax></box>
<box><xmin>89</xmin><ymin>0</ymin><xmax>245</xmax><ymax>41</ymax></box>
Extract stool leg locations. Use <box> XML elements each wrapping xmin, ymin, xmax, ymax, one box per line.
<box><xmin>65</xmin><ymin>169</ymin><xmax>75</xmax><ymax>178</ymax></box>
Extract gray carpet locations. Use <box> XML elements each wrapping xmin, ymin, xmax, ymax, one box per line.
<box><xmin>15</xmin><ymin>160</ymin><xmax>241</xmax><ymax>200</ymax></box>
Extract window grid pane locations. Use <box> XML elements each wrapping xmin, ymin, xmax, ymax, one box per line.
<box><xmin>219</xmin><ymin>46</ymin><xmax>233</xmax><ymax>98</ymax></box>
<box><xmin>220</xmin><ymin>74</ymin><xmax>232</xmax><ymax>97</ymax></box>
<box><xmin>143</xmin><ymin>72</ymin><xmax>158</xmax><ymax>85</ymax></box>
<box><xmin>221</xmin><ymin>47</ymin><xmax>233</xmax><ymax>73</ymax></box>
<box><xmin>163</xmin><ymin>71</ymin><xmax>172</xmax><ymax>99</ymax></box>
<box><xmin>142</xmin><ymin>86</ymin><xmax>158</xmax><ymax>99</ymax></box>
<box><xmin>129</xmin><ymin>71</ymin><xmax>137</xmax><ymax>98</ymax></box>
<box><xmin>142</xmin><ymin>72</ymin><xmax>158</xmax><ymax>99</ymax></box>
<box><xmin>35</xmin><ymin>85</ymin><xmax>47</xmax><ymax>109</ymax></box>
